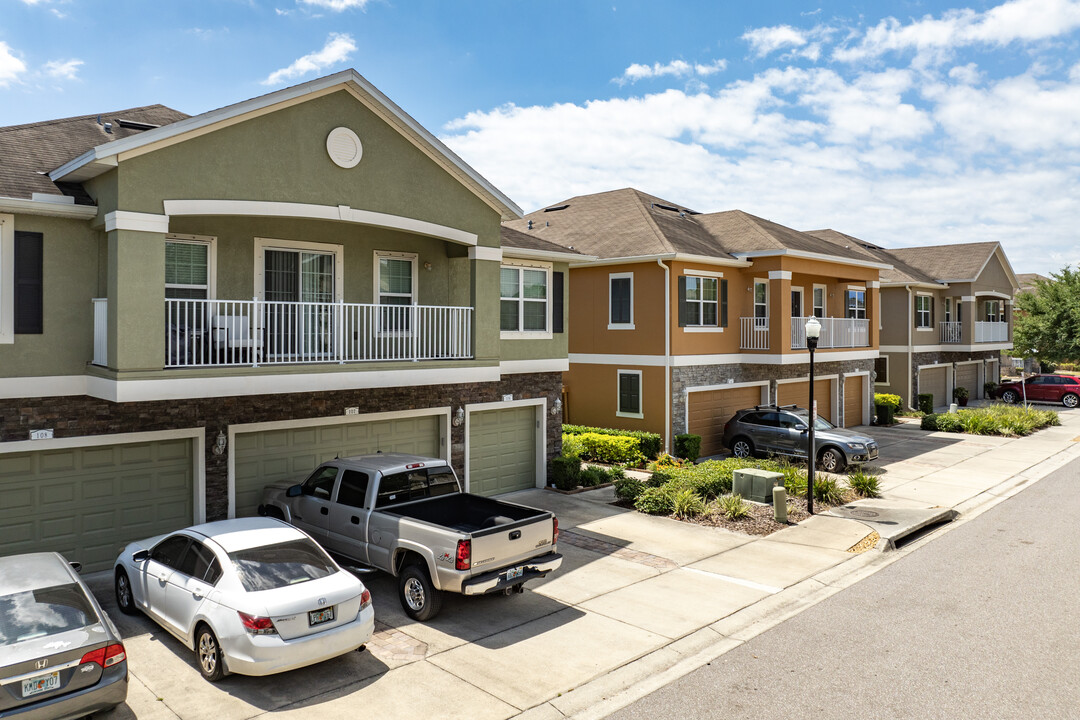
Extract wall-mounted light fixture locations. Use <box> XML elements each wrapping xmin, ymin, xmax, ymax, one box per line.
<box><xmin>550</xmin><ymin>398</ymin><xmax>563</xmax><ymax>416</ymax></box>
<box><xmin>452</xmin><ymin>407</ymin><xmax>465</xmax><ymax>427</ymax></box>
<box><xmin>212</xmin><ymin>429</ymin><xmax>227</xmax><ymax>456</ymax></box>
<box><xmin>424</xmin><ymin>261</ymin><xmax>433</xmax><ymax>271</ymax></box>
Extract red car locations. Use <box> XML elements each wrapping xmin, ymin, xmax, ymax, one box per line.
<box><xmin>995</xmin><ymin>374</ymin><xmax>1080</xmax><ymax>408</ymax></box>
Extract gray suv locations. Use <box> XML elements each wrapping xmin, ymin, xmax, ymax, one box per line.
<box><xmin>721</xmin><ymin>404</ymin><xmax>878</xmax><ymax>472</ymax></box>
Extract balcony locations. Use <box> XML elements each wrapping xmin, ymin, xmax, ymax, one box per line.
<box><xmin>92</xmin><ymin>298</ymin><xmax>474</xmax><ymax>369</ymax></box>
<box><xmin>975</xmin><ymin>321</ymin><xmax>1009</xmax><ymax>343</ymax></box>
<box><xmin>941</xmin><ymin>321</ymin><xmax>962</xmax><ymax>343</ymax></box>
<box><xmin>790</xmin><ymin>316</ymin><xmax>870</xmax><ymax>349</ymax></box>
<box><xmin>740</xmin><ymin>317</ymin><xmax>770</xmax><ymax>350</ymax></box>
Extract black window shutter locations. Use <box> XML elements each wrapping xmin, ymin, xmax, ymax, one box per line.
<box><xmin>677</xmin><ymin>276</ymin><xmax>687</xmax><ymax>327</ymax></box>
<box><xmin>14</xmin><ymin>231</ymin><xmax>43</xmax><ymax>334</ymax></box>
<box><xmin>552</xmin><ymin>271</ymin><xmax>564</xmax><ymax>334</ymax></box>
<box><xmin>720</xmin><ymin>279</ymin><xmax>728</xmax><ymax>328</ymax></box>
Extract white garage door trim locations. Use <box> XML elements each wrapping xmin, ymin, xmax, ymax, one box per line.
<box><xmin>0</xmin><ymin>428</ymin><xmax>206</xmax><ymax>523</ymax></box>
<box><xmin>228</xmin><ymin>407</ymin><xmax>451</xmax><ymax>517</ymax></box>
<box><xmin>955</xmin><ymin>360</ymin><xmax>981</xmax><ymax>398</ymax></box>
<box><xmin>464</xmin><ymin>398</ymin><xmax>546</xmax><ymax>494</ymax></box>
<box><xmin>776</xmin><ymin>374</ymin><xmax>839</xmax><ymax>424</ymax></box>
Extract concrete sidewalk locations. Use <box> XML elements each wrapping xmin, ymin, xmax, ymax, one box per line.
<box><xmin>92</xmin><ymin>406</ymin><xmax>1080</xmax><ymax>720</ymax></box>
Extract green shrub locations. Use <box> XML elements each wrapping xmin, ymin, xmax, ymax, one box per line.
<box><xmin>650</xmin><ymin>453</ymin><xmax>690</xmax><ymax>471</ymax></box>
<box><xmin>614</xmin><ymin>476</ymin><xmax>645</xmax><ymax>502</ymax></box>
<box><xmin>673</xmin><ymin>434</ymin><xmax>702</xmax><ymax>462</ymax></box>
<box><xmin>953</xmin><ymin>386</ymin><xmax>969</xmax><ymax>401</ymax></box>
<box><xmin>935</xmin><ymin>413</ymin><xmax>963</xmax><ymax>432</ymax></box>
<box><xmin>579</xmin><ymin>465</ymin><xmax>608</xmax><ymax>487</ymax></box>
<box><xmin>549</xmin><ymin>455</ymin><xmax>581</xmax><ymax>490</ymax></box>
<box><xmin>647</xmin><ymin>470</ymin><xmax>673</xmax><ymax>487</ymax></box>
<box><xmin>672</xmin><ymin>488</ymin><xmax>707</xmax><ymax>518</ymax></box>
<box><xmin>873</xmin><ymin>393</ymin><xmax>902</xmax><ymax>412</ymax></box>
<box><xmin>606</xmin><ymin>465</ymin><xmax>627</xmax><ymax>482</ymax></box>
<box><xmin>561</xmin><ymin>424</ymin><xmax>663</xmax><ymax>459</ymax></box>
<box><xmin>812</xmin><ymin>475</ymin><xmax>845</xmax><ymax>505</ymax></box>
<box><xmin>984</xmin><ymin>382</ymin><xmax>998</xmax><ymax>397</ymax></box>
<box><xmin>635</xmin><ymin>486</ymin><xmax>676</xmax><ymax>514</ymax></box>
<box><xmin>717</xmin><ymin>494</ymin><xmax>752</xmax><ymax>520</ymax></box>
<box><xmin>920</xmin><ymin>404</ymin><xmax>1059</xmax><ymax>437</ymax></box>
<box><xmin>847</xmin><ymin>467</ymin><xmax>880</xmax><ymax>498</ymax></box>
<box><xmin>575</xmin><ymin>433</ymin><xmax>647</xmax><ymax>466</ymax></box>
<box><xmin>921</xmin><ymin>414</ymin><xmax>938</xmax><ymax>430</ymax></box>
<box><xmin>560</xmin><ymin>434</ymin><xmax>584</xmax><ymax>459</ymax></box>
<box><xmin>917</xmin><ymin>393</ymin><xmax>934</xmax><ymax>414</ymax></box>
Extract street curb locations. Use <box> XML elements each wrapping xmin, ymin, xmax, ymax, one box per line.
<box><xmin>512</xmin><ymin>432</ymin><xmax>1080</xmax><ymax>720</ymax></box>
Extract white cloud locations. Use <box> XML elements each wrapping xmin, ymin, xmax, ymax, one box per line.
<box><xmin>0</xmin><ymin>42</ymin><xmax>27</xmax><ymax>87</ymax></box>
<box><xmin>262</xmin><ymin>32</ymin><xmax>356</xmax><ymax>85</ymax></box>
<box><xmin>834</xmin><ymin>0</ymin><xmax>1080</xmax><ymax>64</ymax></box>
<box><xmin>743</xmin><ymin>25</ymin><xmax>809</xmax><ymax>57</ymax></box>
<box><xmin>614</xmin><ymin>58</ymin><xmax>726</xmax><ymax>85</ymax></box>
<box><xmin>948</xmin><ymin>63</ymin><xmax>982</xmax><ymax>84</ymax></box>
<box><xmin>42</xmin><ymin>58</ymin><xmax>82</xmax><ymax>80</ymax></box>
<box><xmin>297</xmin><ymin>0</ymin><xmax>371</xmax><ymax>10</ymax></box>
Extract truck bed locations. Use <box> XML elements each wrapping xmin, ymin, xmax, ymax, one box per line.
<box><xmin>382</xmin><ymin>493</ymin><xmax>550</xmax><ymax>536</ymax></box>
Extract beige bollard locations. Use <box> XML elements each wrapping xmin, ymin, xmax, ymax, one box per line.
<box><xmin>773</xmin><ymin>484</ymin><xmax>787</xmax><ymax>523</ymax></box>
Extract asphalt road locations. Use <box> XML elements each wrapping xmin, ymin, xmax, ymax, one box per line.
<box><xmin>607</xmin><ymin>455</ymin><xmax>1080</xmax><ymax>720</ymax></box>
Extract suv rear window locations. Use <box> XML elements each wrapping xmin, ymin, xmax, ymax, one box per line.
<box><xmin>228</xmin><ymin>539</ymin><xmax>337</xmax><ymax>592</ymax></box>
<box><xmin>0</xmin><ymin>584</ymin><xmax>97</xmax><ymax>646</ymax></box>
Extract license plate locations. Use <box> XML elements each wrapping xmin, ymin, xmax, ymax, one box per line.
<box><xmin>308</xmin><ymin>606</ymin><xmax>334</xmax><ymax>626</ymax></box>
<box><xmin>22</xmin><ymin>671</ymin><xmax>59</xmax><ymax>698</ymax></box>
<box><xmin>506</xmin><ymin>566</ymin><xmax>523</xmax><ymax>581</ymax></box>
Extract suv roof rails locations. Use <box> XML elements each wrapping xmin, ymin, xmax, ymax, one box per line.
<box><xmin>752</xmin><ymin>403</ymin><xmax>799</xmax><ymax>411</ymax></box>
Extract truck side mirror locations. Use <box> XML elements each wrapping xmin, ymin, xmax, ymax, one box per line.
<box><xmin>286</xmin><ymin>484</ymin><xmax>303</xmax><ymax>498</ymax></box>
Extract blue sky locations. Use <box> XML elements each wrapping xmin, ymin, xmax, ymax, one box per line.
<box><xmin>3</xmin><ymin>0</ymin><xmax>1079</xmax><ymax>275</ymax></box>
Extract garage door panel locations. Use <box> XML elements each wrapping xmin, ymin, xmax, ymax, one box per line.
<box><xmin>920</xmin><ymin>367</ymin><xmax>948</xmax><ymax>407</ymax></box>
<box><xmin>469</xmin><ymin>407</ymin><xmax>536</xmax><ymax>497</ymax></box>
<box><xmin>40</xmin><ymin>482</ymin><xmax>76</xmax><ymax>506</ymax></box>
<box><xmin>84</xmin><ymin>477</ymin><xmax>116</xmax><ymax>500</ymax></box>
<box><xmin>688</xmin><ymin>386</ymin><xmax>765</xmax><ymax>458</ymax></box>
<box><xmin>234</xmin><ymin>416</ymin><xmax>441</xmax><ymax>518</ymax></box>
<box><xmin>41</xmin><ymin>451</ymin><xmax>78</xmax><ymax>473</ymax></box>
<box><xmin>0</xmin><ymin>521</ymin><xmax>32</xmax><ymax>544</ymax></box>
<box><xmin>956</xmin><ymin>365</ymin><xmax>978</xmax><ymax>397</ymax></box>
<box><xmin>7</xmin><ymin>487</ymin><xmax>33</xmax><ymax>512</ymax></box>
<box><xmin>844</xmin><ymin>376</ymin><xmax>864</xmax><ymax>427</ymax></box>
<box><xmin>778</xmin><ymin>380</ymin><xmax>833</xmax><ymax>422</ymax></box>
<box><xmin>0</xmin><ymin>455</ymin><xmax>32</xmax><ymax>477</ymax></box>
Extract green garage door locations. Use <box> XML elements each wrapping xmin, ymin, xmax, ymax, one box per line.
<box><xmin>233</xmin><ymin>415</ymin><xmax>442</xmax><ymax>518</ymax></box>
<box><xmin>469</xmin><ymin>406</ymin><xmax>537</xmax><ymax>496</ymax></box>
<box><xmin>0</xmin><ymin>438</ymin><xmax>194</xmax><ymax>573</ymax></box>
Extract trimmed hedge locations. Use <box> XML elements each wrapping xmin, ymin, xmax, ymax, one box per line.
<box><xmin>562</xmin><ymin>424</ymin><xmax>662</xmax><ymax>459</ymax></box>
<box><xmin>549</xmin><ymin>455</ymin><xmax>581</xmax><ymax>490</ymax></box>
<box><xmin>565</xmin><ymin>432</ymin><xmax>646</xmax><ymax>466</ymax></box>
<box><xmin>917</xmin><ymin>393</ymin><xmax>934</xmax><ymax>414</ymax></box>
<box><xmin>673</xmin><ymin>434</ymin><xmax>702</xmax><ymax>462</ymax></box>
<box><xmin>921</xmin><ymin>405</ymin><xmax>1059</xmax><ymax>436</ymax></box>
<box><xmin>873</xmin><ymin>393</ymin><xmax>902</xmax><ymax>412</ymax></box>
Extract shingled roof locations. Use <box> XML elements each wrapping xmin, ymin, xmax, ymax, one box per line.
<box><xmin>500</xmin><ymin>225</ymin><xmax>585</xmax><ymax>256</ymax></box>
<box><xmin>0</xmin><ymin>105</ymin><xmax>189</xmax><ymax>204</ymax></box>
<box><xmin>885</xmin><ymin>242</ymin><xmax>1001</xmax><ymax>282</ymax></box>
<box><xmin>807</xmin><ymin>229</ymin><xmax>941</xmax><ymax>285</ymax></box>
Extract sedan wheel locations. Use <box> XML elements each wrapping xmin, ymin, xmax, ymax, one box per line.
<box><xmin>115</xmin><ymin>569</ymin><xmax>137</xmax><ymax>616</ymax></box>
<box><xmin>819</xmin><ymin>447</ymin><xmax>846</xmax><ymax>473</ymax></box>
<box><xmin>1001</xmin><ymin>389</ymin><xmax>1018</xmax><ymax>404</ymax></box>
<box><xmin>1063</xmin><ymin>393</ymin><xmax>1079</xmax><ymax>409</ymax></box>
<box><xmin>196</xmin><ymin>626</ymin><xmax>225</xmax><ymax>682</ymax></box>
<box><xmin>731</xmin><ymin>438</ymin><xmax>754</xmax><ymax>459</ymax></box>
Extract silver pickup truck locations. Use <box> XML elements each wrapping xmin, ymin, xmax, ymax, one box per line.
<box><xmin>258</xmin><ymin>453</ymin><xmax>562</xmax><ymax>621</ymax></box>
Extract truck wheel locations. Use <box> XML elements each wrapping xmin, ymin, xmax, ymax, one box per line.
<box><xmin>399</xmin><ymin>564</ymin><xmax>443</xmax><ymax>621</ymax></box>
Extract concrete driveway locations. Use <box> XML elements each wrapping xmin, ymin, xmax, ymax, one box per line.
<box><xmin>84</xmin><ymin>404</ymin><xmax>1080</xmax><ymax>720</ymax></box>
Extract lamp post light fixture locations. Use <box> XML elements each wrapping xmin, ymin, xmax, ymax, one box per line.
<box><xmin>805</xmin><ymin>316</ymin><xmax>821</xmax><ymax>515</ymax></box>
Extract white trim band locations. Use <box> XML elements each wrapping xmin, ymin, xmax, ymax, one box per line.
<box><xmin>469</xmin><ymin>246</ymin><xmax>503</xmax><ymax>262</ymax></box>
<box><xmin>104</xmin><ymin>211</ymin><xmax>170</xmax><ymax>234</ymax></box>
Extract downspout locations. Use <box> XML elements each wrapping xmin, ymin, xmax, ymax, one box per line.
<box><xmin>906</xmin><ymin>284</ymin><xmax>914</xmax><ymax>410</ymax></box>
<box><xmin>657</xmin><ymin>258</ymin><xmax>671</xmax><ymax>454</ymax></box>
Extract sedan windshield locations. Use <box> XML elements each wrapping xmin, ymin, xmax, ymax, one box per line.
<box><xmin>0</xmin><ymin>583</ymin><xmax>97</xmax><ymax>646</ymax></box>
<box><xmin>229</xmin><ymin>539</ymin><xmax>337</xmax><ymax>593</ymax></box>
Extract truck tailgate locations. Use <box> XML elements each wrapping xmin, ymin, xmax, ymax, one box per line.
<box><xmin>469</xmin><ymin>516</ymin><xmax>554</xmax><ymax>572</ymax></box>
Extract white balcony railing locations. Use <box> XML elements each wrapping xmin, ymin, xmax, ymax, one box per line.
<box><xmin>165</xmin><ymin>298</ymin><xmax>473</xmax><ymax>368</ymax></box>
<box><xmin>740</xmin><ymin>317</ymin><xmax>770</xmax><ymax>350</ymax></box>
<box><xmin>940</xmin><ymin>321</ymin><xmax>962</xmax><ymax>343</ymax></box>
<box><xmin>975</xmin><ymin>321</ymin><xmax>1009</xmax><ymax>343</ymax></box>
<box><xmin>790</xmin><ymin>316</ymin><xmax>870</xmax><ymax>349</ymax></box>
<box><xmin>92</xmin><ymin>298</ymin><xmax>108</xmax><ymax>366</ymax></box>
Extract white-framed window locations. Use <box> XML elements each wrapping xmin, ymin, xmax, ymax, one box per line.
<box><xmin>984</xmin><ymin>300</ymin><xmax>1003</xmax><ymax>322</ymax></box>
<box><xmin>616</xmin><ymin>369</ymin><xmax>643</xmax><ymax>418</ymax></box>
<box><xmin>375</xmin><ymin>251</ymin><xmax>416</xmax><ymax>307</ymax></box>
<box><xmin>915</xmin><ymin>294</ymin><xmax>933</xmax><ymax>328</ymax></box>
<box><xmin>501</xmin><ymin>260</ymin><xmax>551</xmax><ymax>338</ymax></box>
<box><xmin>166</xmin><ymin>235</ymin><xmax>216</xmax><ymax>300</ymax></box>
<box><xmin>874</xmin><ymin>356</ymin><xmax>889</xmax><ymax>385</ymax></box>
<box><xmin>791</xmin><ymin>286</ymin><xmax>804</xmax><ymax>318</ymax></box>
<box><xmin>753</xmin><ymin>279</ymin><xmax>768</xmax><ymax>328</ymax></box>
<box><xmin>812</xmin><ymin>284</ymin><xmax>826</xmax><ymax>318</ymax></box>
<box><xmin>846</xmin><ymin>289</ymin><xmax>866</xmax><ymax>319</ymax></box>
<box><xmin>944</xmin><ymin>297</ymin><xmax>952</xmax><ymax>323</ymax></box>
<box><xmin>0</xmin><ymin>213</ymin><xmax>13</xmax><ymax>344</ymax></box>
<box><xmin>609</xmin><ymin>272</ymin><xmax>634</xmax><ymax>329</ymax></box>
<box><xmin>686</xmin><ymin>276</ymin><xmax>719</xmax><ymax>326</ymax></box>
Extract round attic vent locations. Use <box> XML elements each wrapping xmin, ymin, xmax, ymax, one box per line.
<box><xmin>326</xmin><ymin>127</ymin><xmax>363</xmax><ymax>169</ymax></box>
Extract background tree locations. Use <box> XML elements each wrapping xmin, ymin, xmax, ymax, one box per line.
<box><xmin>1013</xmin><ymin>266</ymin><xmax>1080</xmax><ymax>365</ymax></box>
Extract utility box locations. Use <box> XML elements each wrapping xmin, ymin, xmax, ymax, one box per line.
<box><xmin>732</xmin><ymin>468</ymin><xmax>785</xmax><ymax>503</ymax></box>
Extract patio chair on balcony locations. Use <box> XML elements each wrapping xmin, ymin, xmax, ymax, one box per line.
<box><xmin>212</xmin><ymin>314</ymin><xmax>259</xmax><ymax>363</ymax></box>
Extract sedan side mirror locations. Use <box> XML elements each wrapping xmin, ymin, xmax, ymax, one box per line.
<box><xmin>286</xmin><ymin>484</ymin><xmax>303</xmax><ymax>498</ymax></box>
<box><xmin>132</xmin><ymin>549</ymin><xmax>149</xmax><ymax>563</ymax></box>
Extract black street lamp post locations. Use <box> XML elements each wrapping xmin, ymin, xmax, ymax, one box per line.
<box><xmin>805</xmin><ymin>316</ymin><xmax>821</xmax><ymax>515</ymax></box>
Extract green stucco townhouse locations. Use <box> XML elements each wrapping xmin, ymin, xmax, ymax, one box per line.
<box><xmin>0</xmin><ymin>70</ymin><xmax>579</xmax><ymax>572</ymax></box>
